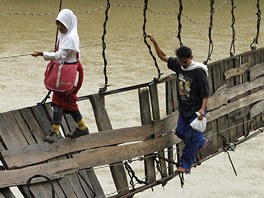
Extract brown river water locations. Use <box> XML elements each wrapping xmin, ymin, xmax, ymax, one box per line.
<box><xmin>0</xmin><ymin>0</ymin><xmax>264</xmax><ymax>197</ymax></box>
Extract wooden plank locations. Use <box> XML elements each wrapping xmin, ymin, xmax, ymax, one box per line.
<box><xmin>84</xmin><ymin>169</ymin><xmax>105</xmax><ymax>197</ymax></box>
<box><xmin>207</xmin><ymin>75</ymin><xmax>264</xmax><ymax>111</ymax></box>
<box><xmin>150</xmin><ymin>83</ymin><xmax>167</xmax><ymax>179</ymax></box>
<box><xmin>250</xmin><ymin>100</ymin><xmax>264</xmax><ymax>118</ymax></box>
<box><xmin>166</xmin><ymin>81</ymin><xmax>175</xmax><ymax>175</ymax></box>
<box><xmin>31</xmin><ymin>105</ymin><xmax>78</xmax><ymax>198</ymax></box>
<box><xmin>212</xmin><ymin>62</ymin><xmax>223</xmax><ymax>91</ymax></box>
<box><xmin>0</xmin><ymin>188</ymin><xmax>16</xmax><ymax>198</ymax></box>
<box><xmin>1</xmin><ymin>125</ymin><xmax>153</xmax><ymax>169</ymax></box>
<box><xmin>250</xmin><ymin>62</ymin><xmax>264</xmax><ymax>81</ymax></box>
<box><xmin>0</xmin><ymin>112</ymin><xmax>28</xmax><ymax>148</ymax></box>
<box><xmin>14</xmin><ymin>108</ymin><xmax>65</xmax><ymax>198</ymax></box>
<box><xmin>207</xmin><ymin>64</ymin><xmax>214</xmax><ymax>95</ymax></box>
<box><xmin>17</xmin><ymin>106</ymin><xmax>98</xmax><ymax>197</ymax></box>
<box><xmin>224</xmin><ymin>62</ymin><xmax>248</xmax><ymax>81</ymax></box>
<box><xmin>0</xmin><ymin>133</ymin><xmax>179</xmax><ymax>189</ymax></box>
<box><xmin>0</xmin><ymin>159</ymin><xmax>78</xmax><ymax>188</ymax></box>
<box><xmin>224</xmin><ymin>58</ymin><xmax>235</xmax><ymax>88</ymax></box>
<box><xmin>153</xmin><ymin>111</ymin><xmax>178</xmax><ymax>137</ymax></box>
<box><xmin>139</xmin><ymin>88</ymin><xmax>156</xmax><ymax>183</ymax></box>
<box><xmin>75</xmin><ymin>132</ymin><xmax>179</xmax><ymax>170</ymax></box>
<box><xmin>31</xmin><ymin>105</ymin><xmax>51</xmax><ymax>136</ymax></box>
<box><xmin>20</xmin><ymin>108</ymin><xmax>46</xmax><ymax>142</ymax></box>
<box><xmin>171</xmin><ymin>78</ymin><xmax>178</xmax><ymax>111</ymax></box>
<box><xmin>90</xmin><ymin>94</ymin><xmax>129</xmax><ymax>195</ymax></box>
<box><xmin>227</xmin><ymin>106</ymin><xmax>250</xmax><ymax>121</ymax></box>
<box><xmin>207</xmin><ymin>89</ymin><xmax>264</xmax><ymax>122</ymax></box>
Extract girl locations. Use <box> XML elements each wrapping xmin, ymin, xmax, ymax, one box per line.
<box><xmin>32</xmin><ymin>9</ymin><xmax>88</xmax><ymax>143</ymax></box>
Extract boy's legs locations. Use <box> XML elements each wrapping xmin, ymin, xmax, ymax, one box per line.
<box><xmin>176</xmin><ymin>114</ymin><xmax>206</xmax><ymax>172</ymax></box>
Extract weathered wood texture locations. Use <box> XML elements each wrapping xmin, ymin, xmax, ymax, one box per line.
<box><xmin>206</xmin><ymin>48</ymin><xmax>264</xmax><ymax>153</ymax></box>
<box><xmin>0</xmin><ymin>48</ymin><xmax>263</xmax><ymax>197</ymax></box>
<box><xmin>90</xmin><ymin>94</ymin><xmax>129</xmax><ymax>196</ymax></box>
<box><xmin>149</xmin><ymin>84</ymin><xmax>167</xmax><ymax>179</ymax></box>
<box><xmin>138</xmin><ymin>88</ymin><xmax>156</xmax><ymax>183</ymax></box>
<box><xmin>0</xmin><ymin>105</ymin><xmax>104</xmax><ymax>198</ymax></box>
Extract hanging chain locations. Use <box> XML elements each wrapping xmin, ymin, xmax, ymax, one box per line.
<box><xmin>124</xmin><ymin>161</ymin><xmax>148</xmax><ymax>190</ymax></box>
<box><xmin>250</xmin><ymin>0</ymin><xmax>261</xmax><ymax>50</ymax></box>
<box><xmin>143</xmin><ymin>0</ymin><xmax>162</xmax><ymax>81</ymax></box>
<box><xmin>177</xmin><ymin>0</ymin><xmax>184</xmax><ymax>47</ymax></box>
<box><xmin>229</xmin><ymin>0</ymin><xmax>236</xmax><ymax>56</ymax></box>
<box><xmin>204</xmin><ymin>0</ymin><xmax>215</xmax><ymax>65</ymax></box>
<box><xmin>99</xmin><ymin>0</ymin><xmax>111</xmax><ymax>93</ymax></box>
<box><xmin>216</xmin><ymin>131</ymin><xmax>237</xmax><ymax>176</ymax></box>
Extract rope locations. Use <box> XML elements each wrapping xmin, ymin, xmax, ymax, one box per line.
<box><xmin>204</xmin><ymin>0</ymin><xmax>215</xmax><ymax>65</ymax></box>
<box><xmin>26</xmin><ymin>175</ymin><xmax>55</xmax><ymax>198</ymax></box>
<box><xmin>0</xmin><ymin>53</ymin><xmax>32</xmax><ymax>60</ymax></box>
<box><xmin>177</xmin><ymin>0</ymin><xmax>184</xmax><ymax>47</ymax></box>
<box><xmin>250</xmin><ymin>0</ymin><xmax>261</xmax><ymax>50</ymax></box>
<box><xmin>142</xmin><ymin>0</ymin><xmax>162</xmax><ymax>81</ymax></box>
<box><xmin>229</xmin><ymin>0</ymin><xmax>236</xmax><ymax>56</ymax></box>
<box><xmin>99</xmin><ymin>0</ymin><xmax>111</xmax><ymax>93</ymax></box>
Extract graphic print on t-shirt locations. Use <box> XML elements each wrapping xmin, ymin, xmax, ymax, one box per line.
<box><xmin>178</xmin><ymin>74</ymin><xmax>192</xmax><ymax>101</ymax></box>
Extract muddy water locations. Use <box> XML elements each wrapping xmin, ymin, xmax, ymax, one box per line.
<box><xmin>0</xmin><ymin>0</ymin><xmax>264</xmax><ymax>197</ymax></box>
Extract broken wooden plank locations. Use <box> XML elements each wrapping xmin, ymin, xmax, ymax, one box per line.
<box><xmin>1</xmin><ymin>125</ymin><xmax>153</xmax><ymax>169</ymax></box>
<box><xmin>207</xmin><ymin>89</ymin><xmax>264</xmax><ymax>122</ymax></box>
<box><xmin>207</xmin><ymin>75</ymin><xmax>264</xmax><ymax>111</ymax></box>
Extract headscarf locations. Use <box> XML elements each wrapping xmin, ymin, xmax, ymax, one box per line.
<box><xmin>181</xmin><ymin>61</ymin><xmax>208</xmax><ymax>76</ymax></box>
<box><xmin>56</xmin><ymin>9</ymin><xmax>80</xmax><ymax>52</ymax></box>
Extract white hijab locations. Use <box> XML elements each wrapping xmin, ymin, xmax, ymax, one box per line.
<box><xmin>181</xmin><ymin>60</ymin><xmax>208</xmax><ymax>76</ymax></box>
<box><xmin>56</xmin><ymin>9</ymin><xmax>80</xmax><ymax>52</ymax></box>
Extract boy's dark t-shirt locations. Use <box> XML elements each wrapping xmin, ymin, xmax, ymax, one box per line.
<box><xmin>168</xmin><ymin>57</ymin><xmax>209</xmax><ymax>118</ymax></box>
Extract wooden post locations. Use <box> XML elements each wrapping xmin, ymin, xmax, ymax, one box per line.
<box><xmin>149</xmin><ymin>83</ymin><xmax>167</xmax><ymax>179</ymax></box>
<box><xmin>90</xmin><ymin>94</ymin><xmax>129</xmax><ymax>196</ymax></box>
<box><xmin>166</xmin><ymin>79</ymin><xmax>178</xmax><ymax>175</ymax></box>
<box><xmin>138</xmin><ymin>88</ymin><xmax>156</xmax><ymax>183</ymax></box>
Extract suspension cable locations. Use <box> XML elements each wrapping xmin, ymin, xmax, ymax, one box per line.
<box><xmin>99</xmin><ymin>0</ymin><xmax>111</xmax><ymax>93</ymax></box>
<box><xmin>143</xmin><ymin>0</ymin><xmax>162</xmax><ymax>81</ymax></box>
<box><xmin>250</xmin><ymin>0</ymin><xmax>261</xmax><ymax>50</ymax></box>
<box><xmin>229</xmin><ymin>0</ymin><xmax>236</xmax><ymax>56</ymax></box>
<box><xmin>39</xmin><ymin>0</ymin><xmax>63</xmax><ymax>105</ymax></box>
<box><xmin>177</xmin><ymin>0</ymin><xmax>184</xmax><ymax>47</ymax></box>
<box><xmin>204</xmin><ymin>0</ymin><xmax>215</xmax><ymax>65</ymax></box>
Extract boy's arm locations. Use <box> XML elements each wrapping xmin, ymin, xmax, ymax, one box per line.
<box><xmin>198</xmin><ymin>97</ymin><xmax>208</xmax><ymax>120</ymax></box>
<box><xmin>148</xmin><ymin>34</ymin><xmax>169</xmax><ymax>63</ymax></box>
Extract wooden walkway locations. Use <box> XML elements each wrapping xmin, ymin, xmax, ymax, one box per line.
<box><xmin>0</xmin><ymin>48</ymin><xmax>263</xmax><ymax>197</ymax></box>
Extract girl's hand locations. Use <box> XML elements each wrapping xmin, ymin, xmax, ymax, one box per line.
<box><xmin>32</xmin><ymin>51</ymin><xmax>43</xmax><ymax>57</ymax></box>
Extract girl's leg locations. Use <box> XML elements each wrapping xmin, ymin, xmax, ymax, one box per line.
<box><xmin>67</xmin><ymin>110</ymin><xmax>89</xmax><ymax>138</ymax></box>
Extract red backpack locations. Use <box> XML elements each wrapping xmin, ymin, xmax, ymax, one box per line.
<box><xmin>44</xmin><ymin>60</ymin><xmax>79</xmax><ymax>93</ymax></box>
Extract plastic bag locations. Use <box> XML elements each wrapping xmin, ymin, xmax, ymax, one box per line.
<box><xmin>190</xmin><ymin>112</ymin><xmax>207</xmax><ymax>132</ymax></box>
